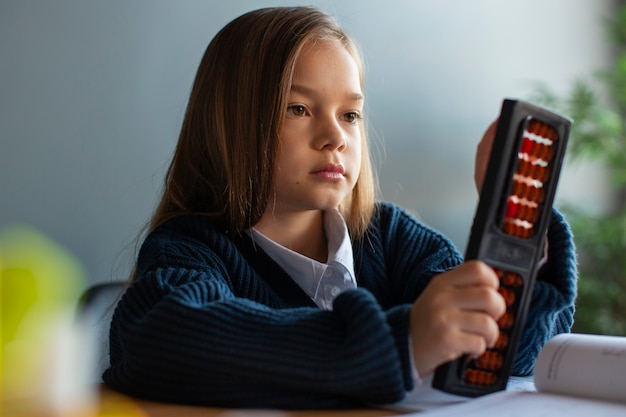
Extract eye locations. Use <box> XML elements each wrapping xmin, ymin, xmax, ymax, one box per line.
<box><xmin>286</xmin><ymin>105</ymin><xmax>307</xmax><ymax>117</ymax></box>
<box><xmin>341</xmin><ymin>111</ymin><xmax>362</xmax><ymax>125</ymax></box>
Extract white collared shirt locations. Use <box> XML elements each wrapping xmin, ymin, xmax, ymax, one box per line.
<box><xmin>248</xmin><ymin>209</ymin><xmax>356</xmax><ymax>310</ymax></box>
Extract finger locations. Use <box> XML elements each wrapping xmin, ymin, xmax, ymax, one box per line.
<box><xmin>461</xmin><ymin>334</ymin><xmax>488</xmax><ymax>359</ymax></box>
<box><xmin>437</xmin><ymin>260</ymin><xmax>500</xmax><ymax>289</ymax></box>
<box><xmin>457</xmin><ymin>311</ymin><xmax>501</xmax><ymax>351</ymax></box>
<box><xmin>446</xmin><ymin>327</ymin><xmax>490</xmax><ymax>360</ymax></box>
<box><xmin>451</xmin><ymin>285</ymin><xmax>506</xmax><ymax>320</ymax></box>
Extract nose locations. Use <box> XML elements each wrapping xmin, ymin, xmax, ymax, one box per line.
<box><xmin>314</xmin><ymin>116</ymin><xmax>347</xmax><ymax>151</ymax></box>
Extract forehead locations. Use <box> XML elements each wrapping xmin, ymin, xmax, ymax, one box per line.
<box><xmin>291</xmin><ymin>40</ymin><xmax>362</xmax><ymax>89</ymax></box>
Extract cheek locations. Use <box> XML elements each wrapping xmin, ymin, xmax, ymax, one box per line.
<box><xmin>272</xmin><ymin>157</ymin><xmax>306</xmax><ymax>188</ymax></box>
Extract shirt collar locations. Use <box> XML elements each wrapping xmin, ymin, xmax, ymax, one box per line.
<box><xmin>248</xmin><ymin>209</ymin><xmax>356</xmax><ymax>307</ymax></box>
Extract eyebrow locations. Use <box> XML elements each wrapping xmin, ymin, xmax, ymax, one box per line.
<box><xmin>290</xmin><ymin>84</ymin><xmax>364</xmax><ymax>102</ymax></box>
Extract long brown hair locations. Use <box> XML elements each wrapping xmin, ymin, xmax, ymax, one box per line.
<box><xmin>150</xmin><ymin>6</ymin><xmax>377</xmax><ymax>238</ymax></box>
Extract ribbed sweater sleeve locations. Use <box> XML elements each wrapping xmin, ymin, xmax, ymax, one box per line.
<box><xmin>106</xmin><ymin>276</ymin><xmax>408</xmax><ymax>408</ymax></box>
<box><xmin>512</xmin><ymin>208</ymin><xmax>578</xmax><ymax>375</ymax></box>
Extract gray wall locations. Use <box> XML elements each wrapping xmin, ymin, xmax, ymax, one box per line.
<box><xmin>1</xmin><ymin>0</ymin><xmax>614</xmax><ymax>286</ymax></box>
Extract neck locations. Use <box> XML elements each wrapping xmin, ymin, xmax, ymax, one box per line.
<box><xmin>254</xmin><ymin>210</ymin><xmax>328</xmax><ymax>263</ymax></box>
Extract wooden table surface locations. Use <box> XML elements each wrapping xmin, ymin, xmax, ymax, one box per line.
<box><xmin>100</xmin><ymin>388</ymin><xmax>406</xmax><ymax>417</ymax></box>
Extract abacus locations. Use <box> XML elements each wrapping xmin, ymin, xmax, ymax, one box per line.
<box><xmin>431</xmin><ymin>99</ymin><xmax>571</xmax><ymax>397</ymax></box>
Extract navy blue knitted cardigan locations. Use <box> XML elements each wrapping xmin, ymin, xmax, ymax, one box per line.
<box><xmin>104</xmin><ymin>202</ymin><xmax>577</xmax><ymax>409</ymax></box>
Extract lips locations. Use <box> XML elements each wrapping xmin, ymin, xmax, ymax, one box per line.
<box><xmin>310</xmin><ymin>163</ymin><xmax>345</xmax><ymax>175</ymax></box>
<box><xmin>310</xmin><ymin>163</ymin><xmax>345</xmax><ymax>180</ymax></box>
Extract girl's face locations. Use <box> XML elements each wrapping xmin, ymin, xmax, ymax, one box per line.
<box><xmin>269</xmin><ymin>41</ymin><xmax>363</xmax><ymax>216</ymax></box>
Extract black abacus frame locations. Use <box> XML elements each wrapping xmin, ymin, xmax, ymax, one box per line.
<box><xmin>431</xmin><ymin>99</ymin><xmax>572</xmax><ymax>397</ymax></box>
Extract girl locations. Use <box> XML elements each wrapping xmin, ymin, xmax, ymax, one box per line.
<box><xmin>104</xmin><ymin>6</ymin><xmax>577</xmax><ymax>409</ymax></box>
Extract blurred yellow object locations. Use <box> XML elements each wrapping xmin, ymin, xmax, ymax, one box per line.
<box><xmin>1</xmin><ymin>224</ymin><xmax>97</xmax><ymax>416</ymax></box>
<box><xmin>94</xmin><ymin>390</ymin><xmax>148</xmax><ymax>417</ymax></box>
<box><xmin>1</xmin><ymin>225</ymin><xmax>85</xmax><ymax>343</ymax></box>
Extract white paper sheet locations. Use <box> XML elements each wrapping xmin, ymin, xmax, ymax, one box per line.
<box><xmin>409</xmin><ymin>390</ymin><xmax>626</xmax><ymax>417</ymax></box>
<box><xmin>534</xmin><ymin>333</ymin><xmax>626</xmax><ymax>404</ymax></box>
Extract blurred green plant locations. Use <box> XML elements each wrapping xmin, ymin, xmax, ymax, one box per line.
<box><xmin>531</xmin><ymin>4</ymin><xmax>626</xmax><ymax>336</ymax></box>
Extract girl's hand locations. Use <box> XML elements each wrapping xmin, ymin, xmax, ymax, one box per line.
<box><xmin>408</xmin><ymin>261</ymin><xmax>506</xmax><ymax>377</ymax></box>
<box><xmin>474</xmin><ymin>119</ymin><xmax>498</xmax><ymax>193</ymax></box>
